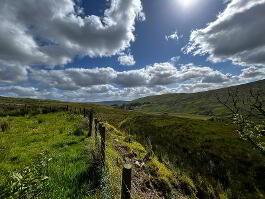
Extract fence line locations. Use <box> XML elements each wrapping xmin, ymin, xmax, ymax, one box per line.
<box><xmin>0</xmin><ymin>104</ymin><xmax>133</xmax><ymax>198</ymax></box>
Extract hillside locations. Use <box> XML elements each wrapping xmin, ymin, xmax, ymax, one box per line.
<box><xmin>93</xmin><ymin>100</ymin><xmax>129</xmax><ymax>107</ymax></box>
<box><xmin>0</xmin><ymin>94</ymin><xmax>264</xmax><ymax>198</ymax></box>
<box><xmin>128</xmin><ymin>79</ymin><xmax>265</xmax><ymax>116</ymax></box>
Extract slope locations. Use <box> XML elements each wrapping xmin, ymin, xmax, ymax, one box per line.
<box><xmin>128</xmin><ymin>79</ymin><xmax>265</xmax><ymax>116</ymax></box>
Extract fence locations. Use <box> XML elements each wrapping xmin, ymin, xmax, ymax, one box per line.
<box><xmin>84</xmin><ymin>109</ymin><xmax>132</xmax><ymax>199</ymax></box>
<box><xmin>0</xmin><ymin>104</ymin><xmax>132</xmax><ymax>199</ymax></box>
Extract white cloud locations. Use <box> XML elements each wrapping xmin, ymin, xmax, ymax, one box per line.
<box><xmin>31</xmin><ymin>67</ymin><xmax>117</xmax><ymax>90</ymax></box>
<box><xmin>1</xmin><ymin>62</ymin><xmax>265</xmax><ymax>101</ymax></box>
<box><xmin>118</xmin><ymin>54</ymin><xmax>136</xmax><ymax>66</ymax></box>
<box><xmin>30</xmin><ymin>62</ymin><xmax>237</xmax><ymax>89</ymax></box>
<box><xmin>183</xmin><ymin>0</ymin><xmax>265</xmax><ymax>67</ymax></box>
<box><xmin>0</xmin><ymin>0</ymin><xmax>144</xmax><ymax>69</ymax></box>
<box><xmin>165</xmin><ymin>30</ymin><xmax>182</xmax><ymax>41</ymax></box>
<box><xmin>0</xmin><ymin>61</ymin><xmax>28</xmax><ymax>83</ymax></box>
<box><xmin>240</xmin><ymin>66</ymin><xmax>265</xmax><ymax>79</ymax></box>
<box><xmin>170</xmin><ymin>56</ymin><xmax>181</xmax><ymax>63</ymax></box>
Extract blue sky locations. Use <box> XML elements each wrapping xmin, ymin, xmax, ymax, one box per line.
<box><xmin>0</xmin><ymin>0</ymin><xmax>265</xmax><ymax>101</ymax></box>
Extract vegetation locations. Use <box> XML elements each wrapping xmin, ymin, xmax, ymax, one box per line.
<box><xmin>216</xmin><ymin>87</ymin><xmax>265</xmax><ymax>156</ymax></box>
<box><xmin>0</xmin><ymin>79</ymin><xmax>264</xmax><ymax>198</ymax></box>
<box><xmin>124</xmin><ymin>79</ymin><xmax>265</xmax><ymax>117</ymax></box>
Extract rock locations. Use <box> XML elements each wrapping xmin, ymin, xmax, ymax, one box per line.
<box><xmin>135</xmin><ymin>160</ymin><xmax>144</xmax><ymax>168</ymax></box>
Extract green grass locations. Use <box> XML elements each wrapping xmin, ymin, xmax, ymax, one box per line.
<box><xmin>118</xmin><ymin>114</ymin><xmax>265</xmax><ymax>199</ymax></box>
<box><xmin>0</xmin><ymin>112</ymin><xmax>99</xmax><ymax>198</ymax></box>
<box><xmin>0</xmin><ymin>93</ymin><xmax>265</xmax><ymax>198</ymax></box>
<box><xmin>127</xmin><ymin>79</ymin><xmax>265</xmax><ymax>117</ymax></box>
<box><xmin>1</xmin><ymin>111</ymin><xmax>193</xmax><ymax>199</ymax></box>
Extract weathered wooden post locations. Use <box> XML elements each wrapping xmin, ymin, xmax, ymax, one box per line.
<box><xmin>66</xmin><ymin>105</ymin><xmax>69</xmax><ymax>112</ymax></box>
<box><xmin>88</xmin><ymin>111</ymin><xmax>93</xmax><ymax>137</ymax></box>
<box><xmin>121</xmin><ymin>164</ymin><xmax>132</xmax><ymax>199</ymax></box>
<box><xmin>99</xmin><ymin>124</ymin><xmax>106</xmax><ymax>167</ymax></box>
<box><xmin>94</xmin><ymin>119</ymin><xmax>98</xmax><ymax>136</ymax></box>
<box><xmin>83</xmin><ymin>108</ymin><xmax>86</xmax><ymax>117</ymax></box>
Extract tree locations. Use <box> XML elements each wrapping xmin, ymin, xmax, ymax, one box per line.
<box><xmin>216</xmin><ymin>87</ymin><xmax>265</xmax><ymax>156</ymax></box>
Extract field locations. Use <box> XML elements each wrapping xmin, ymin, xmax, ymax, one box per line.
<box><xmin>0</xmin><ymin>90</ymin><xmax>265</xmax><ymax>198</ymax></box>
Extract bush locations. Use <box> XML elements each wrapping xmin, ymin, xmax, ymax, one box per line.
<box><xmin>0</xmin><ymin>120</ymin><xmax>10</xmax><ymax>132</ymax></box>
<box><xmin>72</xmin><ymin>128</ymin><xmax>84</xmax><ymax>136</ymax></box>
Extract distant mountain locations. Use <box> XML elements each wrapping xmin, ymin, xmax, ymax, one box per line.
<box><xmin>127</xmin><ymin>79</ymin><xmax>265</xmax><ymax>116</ymax></box>
<box><xmin>92</xmin><ymin>100</ymin><xmax>129</xmax><ymax>107</ymax></box>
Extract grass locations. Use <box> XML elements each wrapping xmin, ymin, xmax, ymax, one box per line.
<box><xmin>1</xmin><ymin>110</ymin><xmax>194</xmax><ymax>199</ymax></box>
<box><xmin>118</xmin><ymin>114</ymin><xmax>265</xmax><ymax>199</ymax></box>
<box><xmin>0</xmin><ymin>94</ymin><xmax>264</xmax><ymax>198</ymax></box>
<box><xmin>0</xmin><ymin>112</ymin><xmax>96</xmax><ymax>198</ymax></box>
<box><xmin>127</xmin><ymin>79</ymin><xmax>265</xmax><ymax>117</ymax></box>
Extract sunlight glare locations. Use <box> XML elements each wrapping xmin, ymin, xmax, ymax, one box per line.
<box><xmin>178</xmin><ymin>0</ymin><xmax>194</xmax><ymax>8</ymax></box>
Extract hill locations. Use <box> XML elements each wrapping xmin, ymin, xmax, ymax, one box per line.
<box><xmin>0</xmin><ymin>88</ymin><xmax>265</xmax><ymax>198</ymax></box>
<box><xmin>127</xmin><ymin>79</ymin><xmax>265</xmax><ymax>116</ymax></box>
<box><xmin>92</xmin><ymin>100</ymin><xmax>129</xmax><ymax>107</ymax></box>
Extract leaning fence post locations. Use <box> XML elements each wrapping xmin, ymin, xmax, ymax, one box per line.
<box><xmin>88</xmin><ymin>111</ymin><xmax>93</xmax><ymax>137</ymax></box>
<box><xmin>99</xmin><ymin>124</ymin><xmax>106</xmax><ymax>167</ymax></box>
<box><xmin>121</xmin><ymin>164</ymin><xmax>132</xmax><ymax>199</ymax></box>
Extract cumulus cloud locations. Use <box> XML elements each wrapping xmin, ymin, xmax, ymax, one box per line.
<box><xmin>240</xmin><ymin>66</ymin><xmax>265</xmax><ymax>79</ymax></box>
<box><xmin>31</xmin><ymin>67</ymin><xmax>117</xmax><ymax>90</ymax></box>
<box><xmin>29</xmin><ymin>62</ymin><xmax>236</xmax><ymax>89</ymax></box>
<box><xmin>183</xmin><ymin>0</ymin><xmax>265</xmax><ymax>66</ymax></box>
<box><xmin>0</xmin><ymin>0</ymin><xmax>144</xmax><ymax>68</ymax></box>
<box><xmin>0</xmin><ymin>61</ymin><xmax>28</xmax><ymax>83</ymax></box>
<box><xmin>118</xmin><ymin>54</ymin><xmax>136</xmax><ymax>66</ymax></box>
<box><xmin>0</xmin><ymin>85</ymin><xmax>172</xmax><ymax>102</ymax></box>
<box><xmin>2</xmin><ymin>62</ymin><xmax>264</xmax><ymax>101</ymax></box>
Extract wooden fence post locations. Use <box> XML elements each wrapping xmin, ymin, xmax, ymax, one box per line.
<box><xmin>94</xmin><ymin>119</ymin><xmax>98</xmax><ymax>136</ymax></box>
<box><xmin>88</xmin><ymin>111</ymin><xmax>93</xmax><ymax>137</ymax></box>
<box><xmin>121</xmin><ymin>164</ymin><xmax>132</xmax><ymax>199</ymax></box>
<box><xmin>83</xmin><ymin>108</ymin><xmax>86</xmax><ymax>117</ymax></box>
<box><xmin>99</xmin><ymin>124</ymin><xmax>105</xmax><ymax>167</ymax></box>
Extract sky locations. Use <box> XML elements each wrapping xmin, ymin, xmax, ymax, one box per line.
<box><xmin>0</xmin><ymin>0</ymin><xmax>265</xmax><ymax>102</ymax></box>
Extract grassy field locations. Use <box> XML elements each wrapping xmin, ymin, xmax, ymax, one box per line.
<box><xmin>0</xmin><ymin>110</ymin><xmax>195</xmax><ymax>199</ymax></box>
<box><xmin>0</xmin><ymin>112</ymin><xmax>96</xmax><ymax>198</ymax></box>
<box><xmin>0</xmin><ymin>94</ymin><xmax>264</xmax><ymax>198</ymax></box>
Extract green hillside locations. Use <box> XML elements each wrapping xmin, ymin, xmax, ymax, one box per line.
<box><xmin>92</xmin><ymin>101</ymin><xmax>129</xmax><ymax>107</ymax></box>
<box><xmin>0</xmin><ymin>84</ymin><xmax>265</xmax><ymax>198</ymax></box>
<box><xmin>128</xmin><ymin>79</ymin><xmax>265</xmax><ymax>116</ymax></box>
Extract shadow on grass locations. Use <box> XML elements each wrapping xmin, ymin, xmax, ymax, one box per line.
<box><xmin>69</xmin><ymin>152</ymin><xmax>103</xmax><ymax>198</ymax></box>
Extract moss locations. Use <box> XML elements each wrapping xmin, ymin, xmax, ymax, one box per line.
<box><xmin>148</xmin><ymin>156</ymin><xmax>173</xmax><ymax>180</ymax></box>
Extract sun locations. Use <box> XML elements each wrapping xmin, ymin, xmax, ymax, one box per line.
<box><xmin>183</xmin><ymin>0</ymin><xmax>193</xmax><ymax>7</ymax></box>
<box><xmin>178</xmin><ymin>0</ymin><xmax>194</xmax><ymax>8</ymax></box>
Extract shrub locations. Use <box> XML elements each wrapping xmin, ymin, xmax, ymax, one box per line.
<box><xmin>0</xmin><ymin>120</ymin><xmax>10</xmax><ymax>132</ymax></box>
<box><xmin>72</xmin><ymin>128</ymin><xmax>84</xmax><ymax>136</ymax></box>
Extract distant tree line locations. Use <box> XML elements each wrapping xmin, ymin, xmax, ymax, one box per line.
<box><xmin>119</xmin><ymin>102</ymin><xmax>151</xmax><ymax>110</ymax></box>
